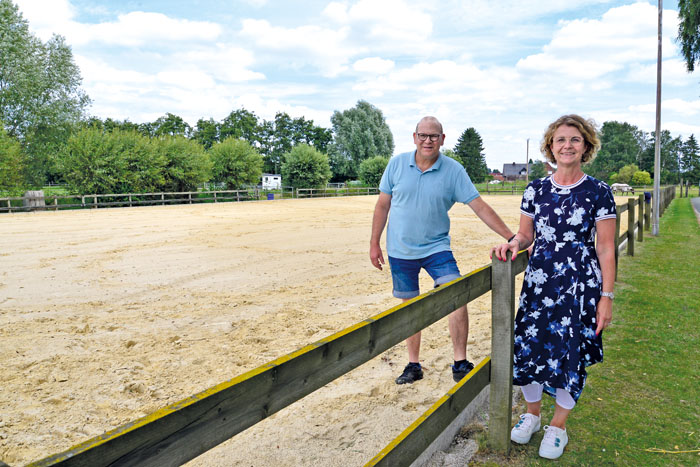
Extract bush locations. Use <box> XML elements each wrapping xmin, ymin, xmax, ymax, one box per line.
<box><xmin>632</xmin><ymin>170</ymin><xmax>652</xmax><ymax>186</ymax></box>
<box><xmin>617</xmin><ymin>164</ymin><xmax>639</xmax><ymax>184</ymax></box>
<box><xmin>152</xmin><ymin>136</ymin><xmax>211</xmax><ymax>192</ymax></box>
<box><xmin>281</xmin><ymin>144</ymin><xmax>331</xmax><ymax>189</ymax></box>
<box><xmin>358</xmin><ymin>155</ymin><xmax>389</xmax><ymax>187</ymax></box>
<box><xmin>210</xmin><ymin>138</ymin><xmax>263</xmax><ymax>189</ymax></box>
<box><xmin>60</xmin><ymin>127</ymin><xmax>164</xmax><ymax>194</ymax></box>
<box><xmin>0</xmin><ymin>127</ymin><xmax>28</xmax><ymax>195</ymax></box>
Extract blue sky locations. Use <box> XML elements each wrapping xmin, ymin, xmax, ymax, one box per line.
<box><xmin>13</xmin><ymin>0</ymin><xmax>700</xmax><ymax>170</ymax></box>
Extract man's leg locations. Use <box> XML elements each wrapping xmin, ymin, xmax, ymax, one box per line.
<box><xmin>447</xmin><ymin>305</ymin><xmax>468</xmax><ymax>361</ymax></box>
<box><xmin>388</xmin><ymin>257</ymin><xmax>423</xmax><ymax>384</ymax></box>
<box><xmin>404</xmin><ymin>298</ymin><xmax>422</xmax><ymax>362</ymax></box>
<box><xmin>424</xmin><ymin>251</ymin><xmax>472</xmax><ymax>381</ymax></box>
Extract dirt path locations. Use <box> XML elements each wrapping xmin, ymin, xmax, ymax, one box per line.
<box><xmin>1</xmin><ymin>195</ymin><xmax>525</xmax><ymax>466</ymax></box>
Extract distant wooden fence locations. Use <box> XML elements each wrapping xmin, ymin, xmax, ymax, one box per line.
<box><xmin>0</xmin><ymin>187</ymin><xmax>379</xmax><ymax>213</ymax></box>
<box><xmin>13</xmin><ymin>189</ymin><xmax>677</xmax><ymax>467</ymax></box>
<box><xmin>296</xmin><ymin>187</ymin><xmax>379</xmax><ymax>198</ymax></box>
<box><xmin>483</xmin><ymin>183</ymin><xmax>525</xmax><ymax>195</ymax></box>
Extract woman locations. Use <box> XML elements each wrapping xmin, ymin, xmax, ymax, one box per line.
<box><xmin>491</xmin><ymin>115</ymin><xmax>616</xmax><ymax>459</ymax></box>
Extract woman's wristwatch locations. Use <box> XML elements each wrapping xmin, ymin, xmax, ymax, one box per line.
<box><xmin>600</xmin><ymin>291</ymin><xmax>615</xmax><ymax>300</ymax></box>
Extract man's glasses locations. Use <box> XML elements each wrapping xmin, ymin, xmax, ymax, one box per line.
<box><xmin>416</xmin><ymin>133</ymin><xmax>441</xmax><ymax>142</ymax></box>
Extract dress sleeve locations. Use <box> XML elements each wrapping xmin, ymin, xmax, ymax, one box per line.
<box><xmin>595</xmin><ymin>182</ymin><xmax>617</xmax><ymax>221</ymax></box>
<box><xmin>520</xmin><ymin>181</ymin><xmax>537</xmax><ymax>219</ymax></box>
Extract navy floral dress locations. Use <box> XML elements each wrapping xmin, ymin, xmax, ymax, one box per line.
<box><xmin>513</xmin><ymin>174</ymin><xmax>616</xmax><ymax>401</ymax></box>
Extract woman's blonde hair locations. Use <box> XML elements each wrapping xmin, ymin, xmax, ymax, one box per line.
<box><xmin>540</xmin><ymin>114</ymin><xmax>601</xmax><ymax>164</ymax></box>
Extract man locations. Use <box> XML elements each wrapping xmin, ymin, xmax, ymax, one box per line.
<box><xmin>370</xmin><ymin>116</ymin><xmax>514</xmax><ymax>385</ymax></box>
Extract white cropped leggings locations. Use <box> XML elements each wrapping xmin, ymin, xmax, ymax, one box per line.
<box><xmin>520</xmin><ymin>383</ymin><xmax>576</xmax><ymax>410</ymax></box>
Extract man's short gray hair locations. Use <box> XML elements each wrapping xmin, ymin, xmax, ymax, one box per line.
<box><xmin>416</xmin><ymin>116</ymin><xmax>443</xmax><ymax>134</ymax></box>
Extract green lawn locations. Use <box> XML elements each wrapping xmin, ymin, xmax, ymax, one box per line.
<box><xmin>472</xmin><ymin>197</ymin><xmax>700</xmax><ymax>466</ymax></box>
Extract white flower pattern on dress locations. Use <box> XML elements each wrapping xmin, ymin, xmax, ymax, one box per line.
<box><xmin>513</xmin><ymin>175</ymin><xmax>616</xmax><ymax>402</ymax></box>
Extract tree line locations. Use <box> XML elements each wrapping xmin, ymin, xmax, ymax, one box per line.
<box><xmin>2</xmin><ymin>0</ymin><xmax>699</xmax><ymax>196</ymax></box>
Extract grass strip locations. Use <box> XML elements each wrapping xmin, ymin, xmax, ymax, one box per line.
<box><xmin>471</xmin><ymin>197</ymin><xmax>700</xmax><ymax>466</ymax></box>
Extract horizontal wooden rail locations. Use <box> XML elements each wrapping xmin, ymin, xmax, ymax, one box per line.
<box><xmin>366</xmin><ymin>359</ymin><xmax>491</xmax><ymax>466</ymax></box>
<box><xmin>1</xmin><ymin>187</ymin><xmax>372</xmax><ymax>213</ymax></box>
<box><xmin>28</xmin><ymin>266</ymin><xmax>492</xmax><ymax>467</ymax></box>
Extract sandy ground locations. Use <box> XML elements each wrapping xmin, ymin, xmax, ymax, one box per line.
<box><xmin>0</xmin><ymin>194</ymin><xmax>624</xmax><ymax>466</ymax></box>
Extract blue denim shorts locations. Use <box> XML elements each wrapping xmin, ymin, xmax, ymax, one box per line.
<box><xmin>388</xmin><ymin>250</ymin><xmax>462</xmax><ymax>299</ymax></box>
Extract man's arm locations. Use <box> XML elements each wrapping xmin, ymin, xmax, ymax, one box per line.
<box><xmin>370</xmin><ymin>192</ymin><xmax>392</xmax><ymax>270</ymax></box>
<box><xmin>467</xmin><ymin>196</ymin><xmax>515</xmax><ymax>240</ymax></box>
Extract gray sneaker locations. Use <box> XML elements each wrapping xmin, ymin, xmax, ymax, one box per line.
<box><xmin>510</xmin><ymin>413</ymin><xmax>541</xmax><ymax>444</ymax></box>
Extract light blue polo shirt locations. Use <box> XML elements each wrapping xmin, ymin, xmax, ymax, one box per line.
<box><xmin>379</xmin><ymin>151</ymin><xmax>479</xmax><ymax>259</ymax></box>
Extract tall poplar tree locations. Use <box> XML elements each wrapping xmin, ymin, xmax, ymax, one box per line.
<box><xmin>329</xmin><ymin>100</ymin><xmax>394</xmax><ymax>181</ymax></box>
<box><xmin>0</xmin><ymin>0</ymin><xmax>90</xmax><ymax>184</ymax></box>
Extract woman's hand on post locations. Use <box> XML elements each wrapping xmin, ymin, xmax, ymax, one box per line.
<box><xmin>491</xmin><ymin>237</ymin><xmax>520</xmax><ymax>262</ymax></box>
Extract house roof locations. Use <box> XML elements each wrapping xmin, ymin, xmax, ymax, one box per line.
<box><xmin>502</xmin><ymin>163</ymin><xmax>529</xmax><ymax>177</ymax></box>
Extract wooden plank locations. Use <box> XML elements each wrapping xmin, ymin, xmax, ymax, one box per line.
<box><xmin>28</xmin><ymin>266</ymin><xmax>493</xmax><ymax>467</ymax></box>
<box><xmin>488</xmin><ymin>251</ymin><xmax>522</xmax><ymax>454</ymax></box>
<box><xmin>365</xmin><ymin>359</ymin><xmax>491</xmax><ymax>467</ymax></box>
<box><xmin>627</xmin><ymin>199</ymin><xmax>635</xmax><ymax>256</ymax></box>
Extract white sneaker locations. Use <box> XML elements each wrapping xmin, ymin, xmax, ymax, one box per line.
<box><xmin>510</xmin><ymin>413</ymin><xmax>541</xmax><ymax>444</ymax></box>
<box><xmin>539</xmin><ymin>425</ymin><xmax>568</xmax><ymax>459</ymax></box>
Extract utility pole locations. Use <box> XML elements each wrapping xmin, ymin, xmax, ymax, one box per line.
<box><xmin>652</xmin><ymin>0</ymin><xmax>662</xmax><ymax>236</ymax></box>
<box><xmin>526</xmin><ymin>138</ymin><xmax>529</xmax><ymax>185</ymax></box>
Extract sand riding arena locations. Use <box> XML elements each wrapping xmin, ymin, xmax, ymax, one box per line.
<box><xmin>2</xmin><ymin>194</ymin><xmax>605</xmax><ymax>466</ymax></box>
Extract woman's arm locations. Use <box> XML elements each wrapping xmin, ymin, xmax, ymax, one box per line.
<box><xmin>595</xmin><ymin>218</ymin><xmax>617</xmax><ymax>335</ymax></box>
<box><xmin>491</xmin><ymin>214</ymin><xmax>534</xmax><ymax>261</ymax></box>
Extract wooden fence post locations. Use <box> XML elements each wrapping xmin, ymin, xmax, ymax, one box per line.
<box><xmin>489</xmin><ymin>252</ymin><xmax>515</xmax><ymax>454</ymax></box>
<box><xmin>627</xmin><ymin>199</ymin><xmax>635</xmax><ymax>257</ymax></box>
<box><xmin>637</xmin><ymin>194</ymin><xmax>644</xmax><ymax>243</ymax></box>
<box><xmin>644</xmin><ymin>193</ymin><xmax>651</xmax><ymax>231</ymax></box>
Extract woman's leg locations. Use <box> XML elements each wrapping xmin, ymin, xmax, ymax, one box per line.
<box><xmin>550</xmin><ymin>388</ymin><xmax>575</xmax><ymax>428</ymax></box>
<box><xmin>521</xmin><ymin>383</ymin><xmax>543</xmax><ymax>416</ymax></box>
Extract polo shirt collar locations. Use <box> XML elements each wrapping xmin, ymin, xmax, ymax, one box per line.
<box><xmin>409</xmin><ymin>150</ymin><xmax>443</xmax><ymax>172</ymax></box>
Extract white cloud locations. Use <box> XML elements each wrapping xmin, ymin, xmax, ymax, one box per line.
<box><xmin>517</xmin><ymin>3</ymin><xmax>667</xmax><ymax>80</ymax></box>
<box><xmin>323</xmin><ymin>0</ymin><xmax>436</xmax><ymax>55</ymax></box>
<box><xmin>239</xmin><ymin>19</ymin><xmax>362</xmax><ymax>77</ymax></box>
<box><xmin>13</xmin><ymin>0</ymin><xmax>75</xmax><ymax>40</ymax></box>
<box><xmin>626</xmin><ymin>59</ymin><xmax>699</xmax><ymax>86</ymax></box>
<box><xmin>441</xmin><ymin>0</ymin><xmax>617</xmax><ymax>27</ymax></box>
<box><xmin>15</xmin><ymin>1</ymin><xmax>222</xmax><ymax>46</ymax></box>
<box><xmin>630</xmin><ymin>99</ymin><xmax>700</xmax><ymax>116</ymax></box>
<box><xmin>352</xmin><ymin>57</ymin><xmax>395</xmax><ymax>74</ymax></box>
<box><xmin>73</xmin><ymin>12</ymin><xmax>222</xmax><ymax>46</ymax></box>
<box><xmin>174</xmin><ymin>45</ymin><xmax>266</xmax><ymax>83</ymax></box>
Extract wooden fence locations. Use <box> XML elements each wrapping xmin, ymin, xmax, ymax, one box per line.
<box><xmin>12</xmin><ymin>189</ymin><xmax>677</xmax><ymax>467</ymax></box>
<box><xmin>0</xmin><ymin>187</ymin><xmax>380</xmax><ymax>213</ymax></box>
<box><xmin>295</xmin><ymin>187</ymin><xmax>379</xmax><ymax>198</ymax></box>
